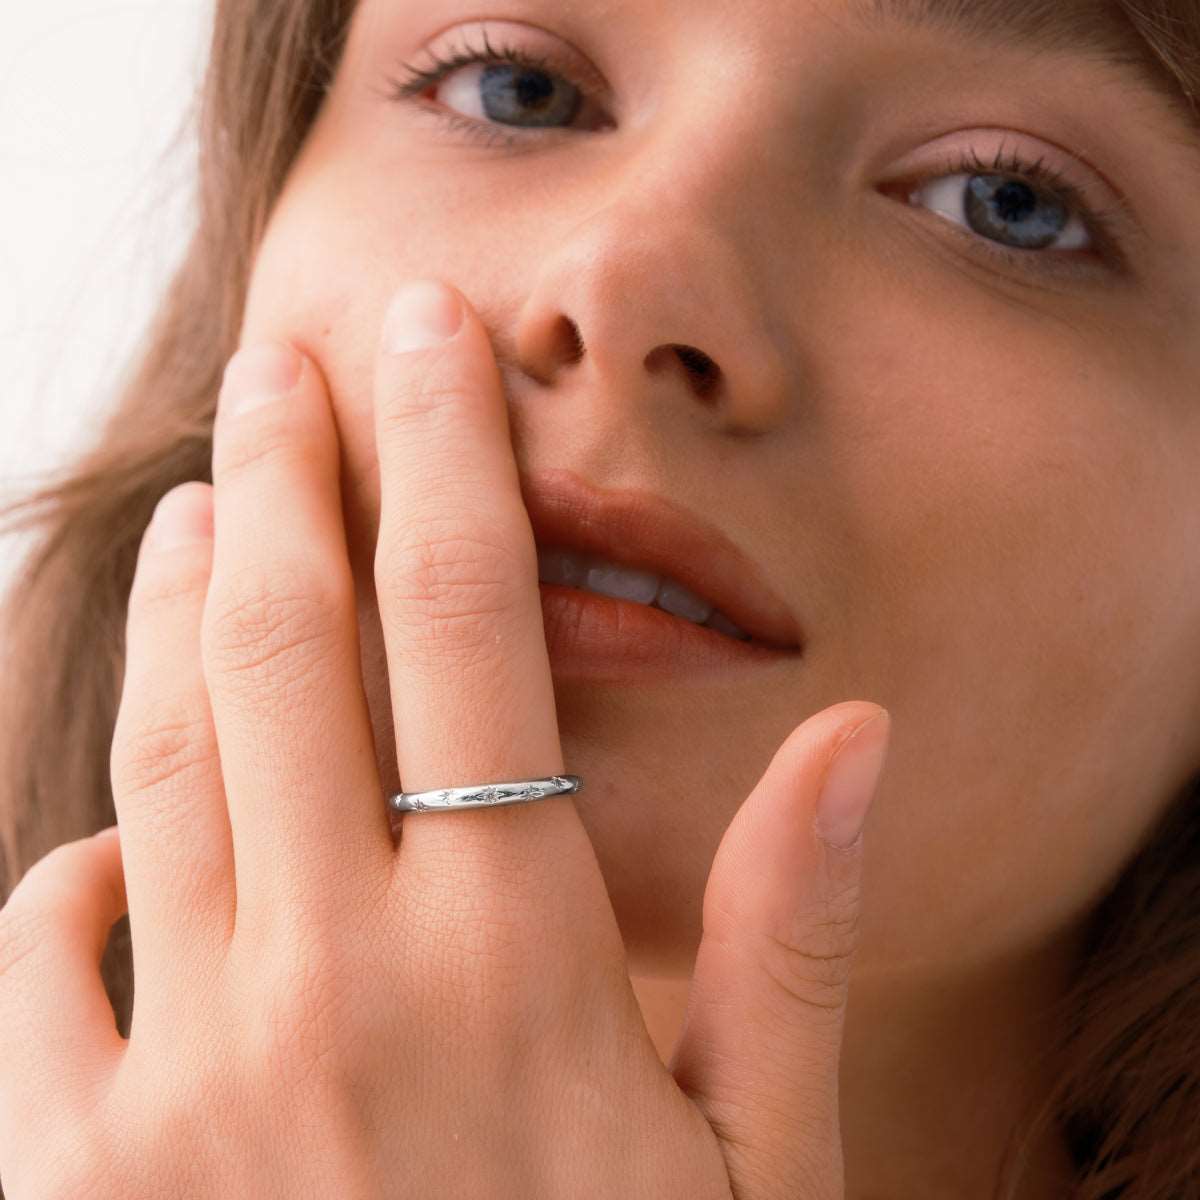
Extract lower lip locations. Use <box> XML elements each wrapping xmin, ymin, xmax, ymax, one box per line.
<box><xmin>538</xmin><ymin>583</ymin><xmax>801</xmax><ymax>680</ymax></box>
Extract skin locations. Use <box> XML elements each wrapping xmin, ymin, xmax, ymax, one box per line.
<box><xmin>2</xmin><ymin>293</ymin><xmax>898</xmax><ymax>1197</ymax></box>
<box><xmin>4</xmin><ymin>0</ymin><xmax>1200</xmax><ymax>1196</ymax></box>
<box><xmin>234</xmin><ymin>0</ymin><xmax>1200</xmax><ymax>1193</ymax></box>
<box><xmin>235</xmin><ymin>0</ymin><xmax>1200</xmax><ymax>1192</ymax></box>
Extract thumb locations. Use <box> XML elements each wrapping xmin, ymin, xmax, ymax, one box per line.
<box><xmin>669</xmin><ymin>702</ymin><xmax>891</xmax><ymax>1200</ymax></box>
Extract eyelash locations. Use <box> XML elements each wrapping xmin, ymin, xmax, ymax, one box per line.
<box><xmin>384</xmin><ymin>39</ymin><xmax>1129</xmax><ymax>279</ymax></box>
<box><xmin>386</xmin><ymin>32</ymin><xmax>585</xmax><ymax>148</ymax></box>
<box><xmin>919</xmin><ymin>145</ymin><xmax>1127</xmax><ymax>277</ymax></box>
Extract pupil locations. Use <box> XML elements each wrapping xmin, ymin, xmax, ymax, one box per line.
<box><xmin>515</xmin><ymin>70</ymin><xmax>554</xmax><ymax>110</ymax></box>
<box><xmin>993</xmin><ymin>181</ymin><xmax>1036</xmax><ymax>224</ymax></box>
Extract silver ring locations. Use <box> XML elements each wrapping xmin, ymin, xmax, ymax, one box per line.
<box><xmin>389</xmin><ymin>774</ymin><xmax>583</xmax><ymax>813</ymax></box>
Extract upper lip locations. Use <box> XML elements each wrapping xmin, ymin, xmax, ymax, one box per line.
<box><xmin>517</xmin><ymin>468</ymin><xmax>804</xmax><ymax>651</ymax></box>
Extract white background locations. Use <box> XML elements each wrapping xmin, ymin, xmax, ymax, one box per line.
<box><xmin>0</xmin><ymin>0</ymin><xmax>210</xmax><ymax>594</ymax></box>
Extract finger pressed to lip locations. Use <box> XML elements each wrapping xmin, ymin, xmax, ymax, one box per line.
<box><xmin>372</xmin><ymin>282</ymin><xmax>564</xmax><ymax>800</ymax></box>
<box><xmin>371</xmin><ymin>281</ymin><xmax>617</xmax><ymax>959</ymax></box>
<box><xmin>206</xmin><ymin>340</ymin><xmax>394</xmax><ymax>926</ymax></box>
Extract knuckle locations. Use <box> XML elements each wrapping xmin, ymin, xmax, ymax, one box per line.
<box><xmin>704</xmin><ymin>872</ymin><xmax>862</xmax><ymax>1020</ymax></box>
<box><xmin>111</xmin><ymin>706</ymin><xmax>213</xmax><ymax>804</ymax></box>
<box><xmin>0</xmin><ymin>879</ymin><xmax>64</xmax><ymax>984</ymax></box>
<box><xmin>754</xmin><ymin>935</ymin><xmax>851</xmax><ymax>1015</ymax></box>
<box><xmin>379</xmin><ymin>380</ymin><xmax>474</xmax><ymax>430</ymax></box>
<box><xmin>755</xmin><ymin>881</ymin><xmax>862</xmax><ymax>1015</ymax></box>
<box><xmin>203</xmin><ymin>561</ymin><xmax>350</xmax><ymax>688</ymax></box>
<box><xmin>376</xmin><ymin>520</ymin><xmax>525</xmax><ymax>633</ymax></box>
<box><xmin>215</xmin><ymin>415</ymin><xmax>322</xmax><ymax>481</ymax></box>
<box><xmin>130</xmin><ymin>551</ymin><xmax>213</xmax><ymax>613</ymax></box>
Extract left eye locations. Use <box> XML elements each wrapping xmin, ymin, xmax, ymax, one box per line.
<box><xmin>911</xmin><ymin>173</ymin><xmax>1092</xmax><ymax>253</ymax></box>
<box><xmin>435</xmin><ymin>61</ymin><xmax>584</xmax><ymax>128</ymax></box>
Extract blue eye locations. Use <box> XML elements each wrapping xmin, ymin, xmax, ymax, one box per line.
<box><xmin>437</xmin><ymin>61</ymin><xmax>583</xmax><ymax>128</ymax></box>
<box><xmin>386</xmin><ymin>30</ymin><xmax>607</xmax><ymax>144</ymax></box>
<box><xmin>917</xmin><ymin>172</ymin><xmax>1089</xmax><ymax>252</ymax></box>
<box><xmin>904</xmin><ymin>146</ymin><xmax>1129</xmax><ymax>277</ymax></box>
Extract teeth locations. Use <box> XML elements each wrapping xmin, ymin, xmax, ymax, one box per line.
<box><xmin>536</xmin><ymin>546</ymin><xmax>751</xmax><ymax>641</ymax></box>
<box><xmin>656</xmin><ymin>577</ymin><xmax>714</xmax><ymax>624</ymax></box>
<box><xmin>585</xmin><ymin>562</ymin><xmax>660</xmax><ymax>604</ymax></box>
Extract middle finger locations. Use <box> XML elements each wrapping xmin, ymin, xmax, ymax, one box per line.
<box><xmin>372</xmin><ymin>280</ymin><xmax>616</xmax><ymax>939</ymax></box>
<box><xmin>206</xmin><ymin>342</ymin><xmax>392</xmax><ymax>924</ymax></box>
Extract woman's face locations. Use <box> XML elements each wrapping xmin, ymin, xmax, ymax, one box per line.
<box><xmin>239</xmin><ymin>0</ymin><xmax>1200</xmax><ymax>984</ymax></box>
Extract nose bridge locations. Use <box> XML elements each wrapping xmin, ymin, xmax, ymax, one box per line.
<box><xmin>515</xmin><ymin>114</ymin><xmax>794</xmax><ymax>428</ymax></box>
<box><xmin>587</xmin><ymin>108</ymin><xmax>783</xmax><ymax>325</ymax></box>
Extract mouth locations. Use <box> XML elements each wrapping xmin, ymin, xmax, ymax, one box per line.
<box><xmin>536</xmin><ymin>543</ymin><xmax>756</xmax><ymax>639</ymax></box>
<box><xmin>535</xmin><ymin>580</ymin><xmax>799</xmax><ymax>681</ymax></box>
<box><xmin>520</xmin><ymin>468</ymin><xmax>805</xmax><ymax>680</ymax></box>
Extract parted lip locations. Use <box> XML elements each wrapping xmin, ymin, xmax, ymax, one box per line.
<box><xmin>517</xmin><ymin>468</ymin><xmax>805</xmax><ymax>652</ymax></box>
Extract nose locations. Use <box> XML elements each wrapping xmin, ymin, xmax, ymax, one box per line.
<box><xmin>512</xmin><ymin>157</ymin><xmax>795</xmax><ymax>437</ymax></box>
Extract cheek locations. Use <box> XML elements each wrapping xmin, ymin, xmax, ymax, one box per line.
<box><xmin>240</xmin><ymin>194</ymin><xmax>371</xmax><ymax>401</ymax></box>
<box><xmin>237</xmin><ymin>178</ymin><xmax>438</xmax><ymax>551</ymax></box>
<box><xmin>238</xmin><ymin>215</ymin><xmax>381</xmax><ymax>573</ymax></box>
<box><xmin>809</xmin><ymin>279</ymin><xmax>1191</xmax><ymax>694</ymax></box>
<box><xmin>237</xmin><ymin>170</ymin><xmax>512</xmax><ymax>512</ymax></box>
<box><xmin>837</xmin><ymin>303</ymin><xmax>1200</xmax><ymax>963</ymax></box>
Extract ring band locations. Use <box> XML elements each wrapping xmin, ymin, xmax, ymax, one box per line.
<box><xmin>389</xmin><ymin>774</ymin><xmax>583</xmax><ymax>813</ymax></box>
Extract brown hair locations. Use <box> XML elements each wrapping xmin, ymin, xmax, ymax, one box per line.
<box><xmin>1</xmin><ymin>2</ymin><xmax>1198</xmax><ymax>1195</ymax></box>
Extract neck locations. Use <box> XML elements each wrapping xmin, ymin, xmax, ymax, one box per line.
<box><xmin>631</xmin><ymin>924</ymin><xmax>1084</xmax><ymax>1199</ymax></box>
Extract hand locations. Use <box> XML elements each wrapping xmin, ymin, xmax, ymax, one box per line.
<box><xmin>0</xmin><ymin>279</ymin><xmax>891</xmax><ymax>1200</ymax></box>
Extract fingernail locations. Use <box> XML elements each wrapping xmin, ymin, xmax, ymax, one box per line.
<box><xmin>145</xmin><ymin>484</ymin><xmax>213</xmax><ymax>552</ymax></box>
<box><xmin>94</xmin><ymin>824</ymin><xmax>120</xmax><ymax>839</ymax></box>
<box><xmin>815</xmin><ymin>710</ymin><xmax>891</xmax><ymax>849</ymax></box>
<box><xmin>383</xmin><ymin>280</ymin><xmax>463</xmax><ymax>354</ymax></box>
<box><xmin>220</xmin><ymin>342</ymin><xmax>302</xmax><ymax>416</ymax></box>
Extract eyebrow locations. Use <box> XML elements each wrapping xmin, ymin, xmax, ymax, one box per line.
<box><xmin>849</xmin><ymin>0</ymin><xmax>1200</xmax><ymax>152</ymax></box>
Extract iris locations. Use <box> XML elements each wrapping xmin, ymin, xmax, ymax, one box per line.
<box><xmin>965</xmin><ymin>175</ymin><xmax>1070</xmax><ymax>250</ymax></box>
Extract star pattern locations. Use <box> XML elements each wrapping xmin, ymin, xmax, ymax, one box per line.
<box><xmin>395</xmin><ymin>776</ymin><xmax>578</xmax><ymax>811</ymax></box>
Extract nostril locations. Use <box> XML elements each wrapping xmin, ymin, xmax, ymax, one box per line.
<box><xmin>672</xmin><ymin>345</ymin><xmax>722</xmax><ymax>396</ymax></box>
<box><xmin>562</xmin><ymin>317</ymin><xmax>585</xmax><ymax>365</ymax></box>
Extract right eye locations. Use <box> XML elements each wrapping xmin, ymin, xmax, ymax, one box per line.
<box><xmin>388</xmin><ymin>36</ymin><xmax>611</xmax><ymax>138</ymax></box>
<box><xmin>438</xmin><ymin>60</ymin><xmax>583</xmax><ymax>128</ymax></box>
